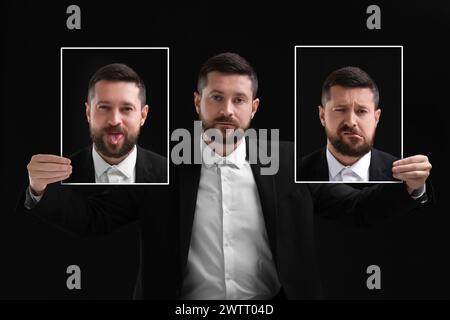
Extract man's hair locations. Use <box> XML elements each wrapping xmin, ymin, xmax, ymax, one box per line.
<box><xmin>87</xmin><ymin>63</ymin><xmax>146</xmax><ymax>107</ymax></box>
<box><xmin>321</xmin><ymin>66</ymin><xmax>379</xmax><ymax>108</ymax></box>
<box><xmin>197</xmin><ymin>52</ymin><xmax>258</xmax><ymax>98</ymax></box>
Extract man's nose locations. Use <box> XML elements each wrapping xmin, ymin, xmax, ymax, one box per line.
<box><xmin>344</xmin><ymin>110</ymin><xmax>358</xmax><ymax>127</ymax></box>
<box><xmin>220</xmin><ymin>99</ymin><xmax>235</xmax><ymax>117</ymax></box>
<box><xmin>107</xmin><ymin>109</ymin><xmax>122</xmax><ymax>126</ymax></box>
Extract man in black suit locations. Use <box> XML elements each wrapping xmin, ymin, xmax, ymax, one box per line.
<box><xmin>300</xmin><ymin>66</ymin><xmax>402</xmax><ymax>183</ymax></box>
<box><xmin>21</xmin><ymin>53</ymin><xmax>432</xmax><ymax>299</ymax></box>
<box><xmin>63</xmin><ymin>63</ymin><xmax>166</xmax><ymax>184</ymax></box>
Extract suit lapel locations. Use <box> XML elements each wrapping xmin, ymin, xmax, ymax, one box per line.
<box><xmin>304</xmin><ymin>148</ymin><xmax>329</xmax><ymax>181</ymax></box>
<box><xmin>369</xmin><ymin>149</ymin><xmax>391</xmax><ymax>181</ymax></box>
<box><xmin>318</xmin><ymin>148</ymin><xmax>329</xmax><ymax>181</ymax></box>
<box><xmin>178</xmin><ymin>163</ymin><xmax>202</xmax><ymax>270</ymax></box>
<box><xmin>248</xmin><ymin>138</ymin><xmax>278</xmax><ymax>263</ymax></box>
<box><xmin>135</xmin><ymin>146</ymin><xmax>155</xmax><ymax>183</ymax></box>
<box><xmin>76</xmin><ymin>146</ymin><xmax>96</xmax><ymax>183</ymax></box>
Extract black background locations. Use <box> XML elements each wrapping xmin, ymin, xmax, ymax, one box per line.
<box><xmin>62</xmin><ymin>48</ymin><xmax>168</xmax><ymax>158</ymax></box>
<box><xmin>2</xmin><ymin>0</ymin><xmax>449</xmax><ymax>302</ymax></box>
<box><xmin>296</xmin><ymin>46</ymin><xmax>402</xmax><ymax>176</ymax></box>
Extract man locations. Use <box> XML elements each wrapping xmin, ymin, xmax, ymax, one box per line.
<box><xmin>20</xmin><ymin>53</ymin><xmax>432</xmax><ymax>299</ymax></box>
<box><xmin>300</xmin><ymin>66</ymin><xmax>405</xmax><ymax>183</ymax></box>
<box><xmin>57</xmin><ymin>63</ymin><xmax>166</xmax><ymax>186</ymax></box>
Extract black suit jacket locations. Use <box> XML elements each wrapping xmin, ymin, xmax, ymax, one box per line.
<box><xmin>17</xmin><ymin>140</ymin><xmax>430</xmax><ymax>299</ymax></box>
<box><xmin>299</xmin><ymin>147</ymin><xmax>399</xmax><ymax>181</ymax></box>
<box><xmin>64</xmin><ymin>145</ymin><xmax>167</xmax><ymax>183</ymax></box>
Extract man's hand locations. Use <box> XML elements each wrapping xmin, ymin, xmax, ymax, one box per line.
<box><xmin>392</xmin><ymin>155</ymin><xmax>432</xmax><ymax>194</ymax></box>
<box><xmin>27</xmin><ymin>154</ymin><xmax>72</xmax><ymax>196</ymax></box>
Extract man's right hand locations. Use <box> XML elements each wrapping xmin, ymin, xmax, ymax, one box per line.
<box><xmin>27</xmin><ymin>154</ymin><xmax>72</xmax><ymax>196</ymax></box>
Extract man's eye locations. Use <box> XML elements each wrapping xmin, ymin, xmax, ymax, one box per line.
<box><xmin>357</xmin><ymin>109</ymin><xmax>368</xmax><ymax>114</ymax></box>
<box><xmin>334</xmin><ymin>108</ymin><xmax>345</xmax><ymax>112</ymax></box>
<box><xmin>211</xmin><ymin>95</ymin><xmax>222</xmax><ymax>101</ymax></box>
<box><xmin>234</xmin><ymin>98</ymin><xmax>245</xmax><ymax>104</ymax></box>
<box><xmin>122</xmin><ymin>107</ymin><xmax>133</xmax><ymax>112</ymax></box>
<box><xmin>99</xmin><ymin>105</ymin><xmax>109</xmax><ymax>110</ymax></box>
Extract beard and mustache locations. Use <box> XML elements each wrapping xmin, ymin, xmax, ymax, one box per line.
<box><xmin>199</xmin><ymin>113</ymin><xmax>250</xmax><ymax>145</ymax></box>
<box><xmin>90</xmin><ymin>124</ymin><xmax>139</xmax><ymax>158</ymax></box>
<box><xmin>326</xmin><ymin>124</ymin><xmax>375</xmax><ymax>157</ymax></box>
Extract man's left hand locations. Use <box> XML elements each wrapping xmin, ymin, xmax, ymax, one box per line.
<box><xmin>392</xmin><ymin>155</ymin><xmax>432</xmax><ymax>194</ymax></box>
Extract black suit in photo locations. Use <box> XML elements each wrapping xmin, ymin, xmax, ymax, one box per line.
<box><xmin>16</xmin><ymin>140</ymin><xmax>431</xmax><ymax>299</ymax></box>
<box><xmin>64</xmin><ymin>145</ymin><xmax>167</xmax><ymax>183</ymax></box>
<box><xmin>299</xmin><ymin>147</ymin><xmax>399</xmax><ymax>182</ymax></box>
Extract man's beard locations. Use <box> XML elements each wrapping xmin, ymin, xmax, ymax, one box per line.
<box><xmin>200</xmin><ymin>113</ymin><xmax>250</xmax><ymax>145</ymax></box>
<box><xmin>90</xmin><ymin>125</ymin><xmax>139</xmax><ymax>158</ymax></box>
<box><xmin>326</xmin><ymin>125</ymin><xmax>375</xmax><ymax>157</ymax></box>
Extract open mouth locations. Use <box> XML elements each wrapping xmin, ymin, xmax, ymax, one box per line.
<box><xmin>106</xmin><ymin>133</ymin><xmax>124</xmax><ymax>145</ymax></box>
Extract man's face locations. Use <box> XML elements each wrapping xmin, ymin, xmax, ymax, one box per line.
<box><xmin>85</xmin><ymin>80</ymin><xmax>148</xmax><ymax>158</ymax></box>
<box><xmin>194</xmin><ymin>71</ymin><xmax>259</xmax><ymax>144</ymax></box>
<box><xmin>319</xmin><ymin>85</ymin><xmax>381</xmax><ymax>157</ymax></box>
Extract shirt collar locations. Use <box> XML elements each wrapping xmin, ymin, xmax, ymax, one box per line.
<box><xmin>92</xmin><ymin>144</ymin><xmax>137</xmax><ymax>180</ymax></box>
<box><xmin>326</xmin><ymin>147</ymin><xmax>371</xmax><ymax>181</ymax></box>
<box><xmin>201</xmin><ymin>135</ymin><xmax>247</xmax><ymax>169</ymax></box>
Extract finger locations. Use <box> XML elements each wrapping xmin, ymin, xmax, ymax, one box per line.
<box><xmin>393</xmin><ymin>155</ymin><xmax>428</xmax><ymax>166</ymax></box>
<box><xmin>393</xmin><ymin>171</ymin><xmax>429</xmax><ymax>180</ymax></box>
<box><xmin>34</xmin><ymin>173</ymin><xmax>72</xmax><ymax>185</ymax></box>
<box><xmin>392</xmin><ymin>162</ymin><xmax>431</xmax><ymax>174</ymax></box>
<box><xmin>32</xmin><ymin>154</ymin><xmax>71</xmax><ymax>164</ymax></box>
<box><xmin>31</xmin><ymin>170</ymin><xmax>72</xmax><ymax>179</ymax></box>
<box><xmin>29</xmin><ymin>162</ymin><xmax>72</xmax><ymax>172</ymax></box>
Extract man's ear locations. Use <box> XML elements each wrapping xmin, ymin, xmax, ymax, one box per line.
<box><xmin>251</xmin><ymin>98</ymin><xmax>260</xmax><ymax>119</ymax></box>
<box><xmin>140</xmin><ymin>105</ymin><xmax>149</xmax><ymax>126</ymax></box>
<box><xmin>375</xmin><ymin>107</ymin><xmax>381</xmax><ymax>126</ymax></box>
<box><xmin>318</xmin><ymin>105</ymin><xmax>326</xmax><ymax>127</ymax></box>
<box><xmin>85</xmin><ymin>102</ymin><xmax>91</xmax><ymax>123</ymax></box>
<box><xmin>194</xmin><ymin>92</ymin><xmax>201</xmax><ymax>114</ymax></box>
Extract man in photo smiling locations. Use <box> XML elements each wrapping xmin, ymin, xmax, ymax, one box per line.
<box><xmin>60</xmin><ymin>63</ymin><xmax>167</xmax><ymax>184</ymax></box>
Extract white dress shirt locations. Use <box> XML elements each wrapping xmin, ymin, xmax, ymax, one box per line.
<box><xmin>181</xmin><ymin>138</ymin><xmax>281</xmax><ymax>300</ymax></box>
<box><xmin>92</xmin><ymin>145</ymin><xmax>137</xmax><ymax>183</ymax></box>
<box><xmin>326</xmin><ymin>148</ymin><xmax>371</xmax><ymax>182</ymax></box>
